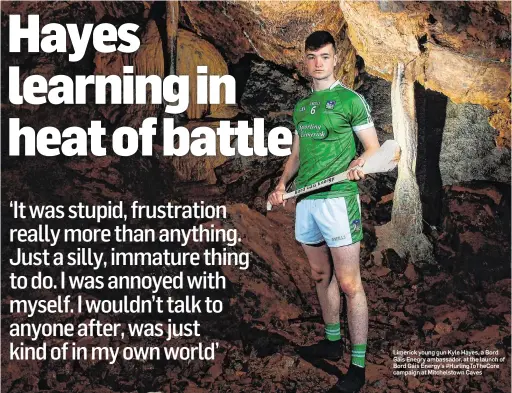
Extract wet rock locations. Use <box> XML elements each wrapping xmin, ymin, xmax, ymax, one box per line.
<box><xmin>365</xmin><ymin>364</ymin><xmax>390</xmax><ymax>383</ymax></box>
<box><xmin>133</xmin><ymin>19</ymin><xmax>165</xmax><ymax>77</ymax></box>
<box><xmin>260</xmin><ymin>354</ymin><xmax>296</xmax><ymax>382</ymax></box>
<box><xmin>388</xmin><ymin>378</ymin><xmax>405</xmax><ymax>388</ymax></box>
<box><xmin>218</xmin><ymin>204</ymin><xmax>315</xmax><ymax>322</ymax></box>
<box><xmin>206</xmin><ymin>352</ymin><xmax>226</xmax><ymax>380</ymax></box>
<box><xmin>91</xmin><ymin>1</ymin><xmax>147</xmax><ymax>22</ymax></box>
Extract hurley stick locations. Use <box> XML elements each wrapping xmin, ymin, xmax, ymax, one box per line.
<box><xmin>267</xmin><ymin>139</ymin><xmax>401</xmax><ymax>211</ymax></box>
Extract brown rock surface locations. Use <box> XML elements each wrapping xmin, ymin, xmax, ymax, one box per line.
<box><xmin>223</xmin><ymin>203</ymin><xmax>316</xmax><ymax>322</ymax></box>
<box><xmin>404</xmin><ymin>263</ymin><xmax>419</xmax><ymax>283</ymax></box>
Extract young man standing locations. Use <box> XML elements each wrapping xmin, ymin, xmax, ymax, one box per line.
<box><xmin>267</xmin><ymin>31</ymin><xmax>380</xmax><ymax>393</ymax></box>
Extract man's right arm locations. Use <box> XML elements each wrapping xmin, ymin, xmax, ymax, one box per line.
<box><xmin>268</xmin><ymin>134</ymin><xmax>300</xmax><ymax>207</ymax></box>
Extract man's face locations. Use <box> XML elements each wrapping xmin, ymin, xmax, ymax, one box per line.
<box><xmin>305</xmin><ymin>43</ymin><xmax>337</xmax><ymax>80</ymax></box>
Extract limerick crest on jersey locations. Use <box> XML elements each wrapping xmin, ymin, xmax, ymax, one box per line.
<box><xmin>325</xmin><ymin>100</ymin><xmax>336</xmax><ymax>110</ymax></box>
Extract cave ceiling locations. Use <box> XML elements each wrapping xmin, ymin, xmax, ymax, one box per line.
<box><xmin>182</xmin><ymin>0</ymin><xmax>511</xmax><ymax>146</ymax></box>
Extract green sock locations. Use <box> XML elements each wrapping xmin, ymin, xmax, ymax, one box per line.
<box><xmin>351</xmin><ymin>343</ymin><xmax>367</xmax><ymax>367</ymax></box>
<box><xmin>324</xmin><ymin>322</ymin><xmax>341</xmax><ymax>341</ymax></box>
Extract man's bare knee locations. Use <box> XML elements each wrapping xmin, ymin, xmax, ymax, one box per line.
<box><xmin>302</xmin><ymin>243</ymin><xmax>332</xmax><ymax>285</ymax></box>
<box><xmin>311</xmin><ymin>268</ymin><xmax>330</xmax><ymax>285</ymax></box>
<box><xmin>338</xmin><ymin>278</ymin><xmax>364</xmax><ymax>298</ymax></box>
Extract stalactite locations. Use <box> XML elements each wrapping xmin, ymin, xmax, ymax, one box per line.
<box><xmin>390</xmin><ymin>62</ymin><xmax>423</xmax><ymax>235</ymax></box>
<box><xmin>374</xmin><ymin>62</ymin><xmax>434</xmax><ymax>265</ymax></box>
<box><xmin>166</xmin><ymin>1</ymin><xmax>179</xmax><ymax>78</ymax></box>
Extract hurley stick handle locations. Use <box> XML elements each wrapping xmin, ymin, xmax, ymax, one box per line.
<box><xmin>266</xmin><ymin>140</ymin><xmax>400</xmax><ymax>211</ymax></box>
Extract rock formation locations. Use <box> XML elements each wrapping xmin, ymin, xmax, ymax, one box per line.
<box><xmin>374</xmin><ymin>63</ymin><xmax>434</xmax><ymax>264</ymax></box>
<box><xmin>339</xmin><ymin>0</ymin><xmax>511</xmax><ymax>147</ymax></box>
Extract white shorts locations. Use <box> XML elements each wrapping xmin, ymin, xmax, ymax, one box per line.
<box><xmin>295</xmin><ymin>196</ymin><xmax>363</xmax><ymax>247</ymax></box>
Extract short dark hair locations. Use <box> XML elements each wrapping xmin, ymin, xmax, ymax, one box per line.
<box><xmin>305</xmin><ymin>31</ymin><xmax>336</xmax><ymax>52</ymax></box>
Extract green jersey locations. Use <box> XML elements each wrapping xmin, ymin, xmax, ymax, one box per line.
<box><xmin>293</xmin><ymin>80</ymin><xmax>374</xmax><ymax>200</ymax></box>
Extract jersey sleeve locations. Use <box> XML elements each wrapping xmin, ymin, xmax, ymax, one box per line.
<box><xmin>350</xmin><ymin>94</ymin><xmax>374</xmax><ymax>133</ymax></box>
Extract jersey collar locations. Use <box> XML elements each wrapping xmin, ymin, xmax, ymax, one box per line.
<box><xmin>311</xmin><ymin>80</ymin><xmax>341</xmax><ymax>92</ymax></box>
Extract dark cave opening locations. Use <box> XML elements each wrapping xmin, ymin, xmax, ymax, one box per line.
<box><xmin>415</xmin><ymin>82</ymin><xmax>447</xmax><ymax>229</ymax></box>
